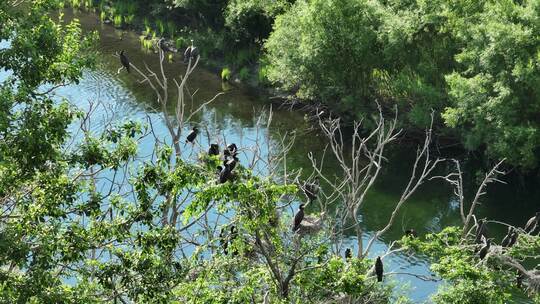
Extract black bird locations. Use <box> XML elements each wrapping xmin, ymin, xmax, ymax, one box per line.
<box><xmin>119</xmin><ymin>50</ymin><xmax>130</xmax><ymax>73</ymax></box>
<box><xmin>478</xmin><ymin>239</ymin><xmax>491</xmax><ymax>260</ymax></box>
<box><xmin>524</xmin><ymin>211</ymin><xmax>540</xmax><ymax>234</ymax></box>
<box><xmin>219</xmin><ymin>164</ymin><xmax>232</xmax><ymax>184</ymax></box>
<box><xmin>292</xmin><ymin>203</ymin><xmax>305</xmax><ymax>232</ymax></box>
<box><xmin>302</xmin><ymin>178</ymin><xmax>320</xmax><ymax>202</ymax></box>
<box><xmin>225</xmin><ymin>155</ymin><xmax>239</xmax><ymax>171</ymax></box>
<box><xmin>229</xmin><ymin>225</ymin><xmax>239</xmax><ymax>255</ymax></box>
<box><xmin>344</xmin><ymin>248</ymin><xmax>352</xmax><ymax>260</ymax></box>
<box><xmin>219</xmin><ymin>227</ymin><xmax>228</xmax><ymax>254</ymax></box>
<box><xmin>475</xmin><ymin>219</ymin><xmax>488</xmax><ymax>244</ymax></box>
<box><xmin>501</xmin><ymin>227</ymin><xmax>514</xmax><ymax>247</ymax></box>
<box><xmin>183</xmin><ymin>40</ymin><xmax>200</xmax><ymax>63</ymax></box>
<box><xmin>208</xmin><ymin>143</ymin><xmax>219</xmax><ymax>156</ymax></box>
<box><xmin>186</xmin><ymin>127</ymin><xmax>199</xmax><ymax>143</ymax></box>
<box><xmin>224</xmin><ymin>143</ymin><xmax>238</xmax><ymax>157</ymax></box>
<box><xmin>405</xmin><ymin>229</ymin><xmax>418</xmax><ymax>238</ymax></box>
<box><xmin>375</xmin><ymin>256</ymin><xmax>384</xmax><ymax>282</ymax></box>
<box><xmin>508</xmin><ymin>231</ymin><xmax>519</xmax><ymax>247</ymax></box>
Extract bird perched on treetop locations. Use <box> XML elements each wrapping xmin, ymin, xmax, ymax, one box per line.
<box><xmin>501</xmin><ymin>227</ymin><xmax>514</xmax><ymax>247</ymax></box>
<box><xmin>186</xmin><ymin>127</ymin><xmax>198</xmax><ymax>144</ymax></box>
<box><xmin>375</xmin><ymin>256</ymin><xmax>384</xmax><ymax>282</ymax></box>
<box><xmin>344</xmin><ymin>248</ymin><xmax>352</xmax><ymax>260</ymax></box>
<box><xmin>219</xmin><ymin>164</ymin><xmax>232</xmax><ymax>184</ymax></box>
<box><xmin>475</xmin><ymin>219</ymin><xmax>488</xmax><ymax>244</ymax></box>
<box><xmin>208</xmin><ymin>143</ymin><xmax>220</xmax><ymax>156</ymax></box>
<box><xmin>224</xmin><ymin>143</ymin><xmax>238</xmax><ymax>157</ymax></box>
<box><xmin>119</xmin><ymin>50</ymin><xmax>130</xmax><ymax>73</ymax></box>
<box><xmin>478</xmin><ymin>239</ymin><xmax>491</xmax><ymax>260</ymax></box>
<box><xmin>405</xmin><ymin>229</ymin><xmax>417</xmax><ymax>238</ymax></box>
<box><xmin>524</xmin><ymin>211</ymin><xmax>540</xmax><ymax>234</ymax></box>
<box><xmin>183</xmin><ymin>39</ymin><xmax>199</xmax><ymax>63</ymax></box>
<box><xmin>292</xmin><ymin>203</ymin><xmax>305</xmax><ymax>232</ymax></box>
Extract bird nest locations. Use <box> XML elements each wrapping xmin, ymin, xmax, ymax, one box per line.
<box><xmin>297</xmin><ymin>212</ymin><xmax>325</xmax><ymax>235</ymax></box>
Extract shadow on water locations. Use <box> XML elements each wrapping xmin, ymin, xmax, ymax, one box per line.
<box><xmin>37</xmin><ymin>8</ymin><xmax>540</xmax><ymax>303</ymax></box>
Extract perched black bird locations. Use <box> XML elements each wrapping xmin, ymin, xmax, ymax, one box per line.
<box><xmin>224</xmin><ymin>143</ymin><xmax>238</xmax><ymax>157</ymax></box>
<box><xmin>302</xmin><ymin>178</ymin><xmax>320</xmax><ymax>202</ymax></box>
<box><xmin>219</xmin><ymin>227</ymin><xmax>228</xmax><ymax>254</ymax></box>
<box><xmin>219</xmin><ymin>164</ymin><xmax>232</xmax><ymax>184</ymax></box>
<box><xmin>292</xmin><ymin>203</ymin><xmax>305</xmax><ymax>232</ymax></box>
<box><xmin>508</xmin><ymin>231</ymin><xmax>519</xmax><ymax>247</ymax></box>
<box><xmin>501</xmin><ymin>227</ymin><xmax>514</xmax><ymax>247</ymax></box>
<box><xmin>229</xmin><ymin>225</ymin><xmax>239</xmax><ymax>256</ymax></box>
<box><xmin>375</xmin><ymin>256</ymin><xmax>384</xmax><ymax>282</ymax></box>
<box><xmin>119</xmin><ymin>50</ymin><xmax>130</xmax><ymax>73</ymax></box>
<box><xmin>208</xmin><ymin>143</ymin><xmax>220</xmax><ymax>156</ymax></box>
<box><xmin>225</xmin><ymin>155</ymin><xmax>239</xmax><ymax>171</ymax></box>
<box><xmin>524</xmin><ymin>211</ymin><xmax>540</xmax><ymax>234</ymax></box>
<box><xmin>475</xmin><ymin>219</ymin><xmax>488</xmax><ymax>244</ymax></box>
<box><xmin>405</xmin><ymin>229</ymin><xmax>418</xmax><ymax>238</ymax></box>
<box><xmin>478</xmin><ymin>239</ymin><xmax>491</xmax><ymax>260</ymax></box>
<box><xmin>344</xmin><ymin>248</ymin><xmax>352</xmax><ymax>260</ymax></box>
<box><xmin>183</xmin><ymin>40</ymin><xmax>200</xmax><ymax>63</ymax></box>
<box><xmin>186</xmin><ymin>127</ymin><xmax>199</xmax><ymax>143</ymax></box>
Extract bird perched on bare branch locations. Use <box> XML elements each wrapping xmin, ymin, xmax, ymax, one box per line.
<box><xmin>475</xmin><ymin>219</ymin><xmax>488</xmax><ymax>244</ymax></box>
<box><xmin>292</xmin><ymin>203</ymin><xmax>305</xmax><ymax>232</ymax></box>
<box><xmin>524</xmin><ymin>211</ymin><xmax>540</xmax><ymax>234</ymax></box>
<box><xmin>186</xmin><ymin>127</ymin><xmax>198</xmax><ymax>144</ymax></box>
<box><xmin>375</xmin><ymin>256</ymin><xmax>384</xmax><ymax>282</ymax></box>
<box><xmin>501</xmin><ymin>227</ymin><xmax>514</xmax><ymax>247</ymax></box>
<box><xmin>183</xmin><ymin>39</ymin><xmax>200</xmax><ymax>63</ymax></box>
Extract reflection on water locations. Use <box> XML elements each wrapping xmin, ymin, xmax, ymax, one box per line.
<box><xmin>6</xmin><ymin>8</ymin><xmax>538</xmax><ymax>303</ymax></box>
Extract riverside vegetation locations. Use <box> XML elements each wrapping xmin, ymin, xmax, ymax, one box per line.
<box><xmin>1</xmin><ymin>1</ymin><xmax>540</xmax><ymax>304</ymax></box>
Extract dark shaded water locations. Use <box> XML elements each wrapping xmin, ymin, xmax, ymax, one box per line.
<box><xmin>6</xmin><ymin>8</ymin><xmax>539</xmax><ymax>302</ymax></box>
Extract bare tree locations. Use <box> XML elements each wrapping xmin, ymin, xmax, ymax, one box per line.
<box><xmin>309</xmin><ymin>107</ymin><xmax>443</xmax><ymax>258</ymax></box>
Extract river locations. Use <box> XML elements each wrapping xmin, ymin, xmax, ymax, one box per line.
<box><xmin>24</xmin><ymin>8</ymin><xmax>540</xmax><ymax>303</ymax></box>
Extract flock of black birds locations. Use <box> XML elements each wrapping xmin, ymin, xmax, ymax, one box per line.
<box><xmin>117</xmin><ymin>43</ymin><xmax>540</xmax><ymax>287</ymax></box>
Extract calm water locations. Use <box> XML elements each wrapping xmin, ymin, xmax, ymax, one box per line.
<box><xmin>8</xmin><ymin>8</ymin><xmax>540</xmax><ymax>303</ymax></box>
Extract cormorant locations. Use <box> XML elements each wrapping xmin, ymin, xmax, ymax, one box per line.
<box><xmin>119</xmin><ymin>50</ymin><xmax>130</xmax><ymax>73</ymax></box>
<box><xmin>405</xmin><ymin>229</ymin><xmax>418</xmax><ymax>238</ymax></box>
<box><xmin>208</xmin><ymin>143</ymin><xmax>220</xmax><ymax>156</ymax></box>
<box><xmin>375</xmin><ymin>256</ymin><xmax>384</xmax><ymax>282</ymax></box>
<box><xmin>225</xmin><ymin>155</ymin><xmax>239</xmax><ymax>171</ymax></box>
<box><xmin>219</xmin><ymin>227</ymin><xmax>228</xmax><ymax>254</ymax></box>
<box><xmin>292</xmin><ymin>203</ymin><xmax>305</xmax><ymax>232</ymax></box>
<box><xmin>302</xmin><ymin>178</ymin><xmax>320</xmax><ymax>202</ymax></box>
<box><xmin>219</xmin><ymin>164</ymin><xmax>232</xmax><ymax>184</ymax></box>
<box><xmin>501</xmin><ymin>227</ymin><xmax>514</xmax><ymax>247</ymax></box>
<box><xmin>478</xmin><ymin>239</ymin><xmax>491</xmax><ymax>260</ymax></box>
<box><xmin>186</xmin><ymin>127</ymin><xmax>199</xmax><ymax>143</ymax></box>
<box><xmin>344</xmin><ymin>248</ymin><xmax>352</xmax><ymax>260</ymax></box>
<box><xmin>224</xmin><ymin>143</ymin><xmax>238</xmax><ymax>157</ymax></box>
<box><xmin>475</xmin><ymin>219</ymin><xmax>488</xmax><ymax>244</ymax></box>
<box><xmin>524</xmin><ymin>211</ymin><xmax>540</xmax><ymax>234</ymax></box>
<box><xmin>229</xmin><ymin>225</ymin><xmax>239</xmax><ymax>255</ymax></box>
<box><xmin>183</xmin><ymin>40</ymin><xmax>200</xmax><ymax>63</ymax></box>
<box><xmin>508</xmin><ymin>230</ymin><xmax>519</xmax><ymax>247</ymax></box>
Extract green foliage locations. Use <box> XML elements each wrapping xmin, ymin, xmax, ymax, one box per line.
<box><xmin>238</xmin><ymin>66</ymin><xmax>250</xmax><ymax>82</ymax></box>
<box><xmin>221</xmin><ymin>67</ymin><xmax>231</xmax><ymax>81</ymax></box>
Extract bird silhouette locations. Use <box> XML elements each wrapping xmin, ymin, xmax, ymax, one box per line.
<box><xmin>405</xmin><ymin>229</ymin><xmax>418</xmax><ymax>238</ymax></box>
<box><xmin>219</xmin><ymin>164</ymin><xmax>232</xmax><ymax>184</ymax></box>
<box><xmin>292</xmin><ymin>204</ymin><xmax>305</xmax><ymax>232</ymax></box>
<box><xmin>183</xmin><ymin>40</ymin><xmax>200</xmax><ymax>63</ymax></box>
<box><xmin>508</xmin><ymin>230</ymin><xmax>519</xmax><ymax>247</ymax></box>
<box><xmin>208</xmin><ymin>143</ymin><xmax>220</xmax><ymax>156</ymax></box>
<box><xmin>478</xmin><ymin>239</ymin><xmax>491</xmax><ymax>260</ymax></box>
<box><xmin>119</xmin><ymin>50</ymin><xmax>130</xmax><ymax>73</ymax></box>
<box><xmin>344</xmin><ymin>248</ymin><xmax>352</xmax><ymax>260</ymax></box>
<box><xmin>375</xmin><ymin>256</ymin><xmax>384</xmax><ymax>282</ymax></box>
<box><xmin>225</xmin><ymin>155</ymin><xmax>239</xmax><ymax>171</ymax></box>
<box><xmin>219</xmin><ymin>227</ymin><xmax>228</xmax><ymax>254</ymax></box>
<box><xmin>475</xmin><ymin>219</ymin><xmax>488</xmax><ymax>244</ymax></box>
<box><xmin>224</xmin><ymin>143</ymin><xmax>238</xmax><ymax>157</ymax></box>
<box><xmin>186</xmin><ymin>127</ymin><xmax>198</xmax><ymax>143</ymax></box>
<box><xmin>524</xmin><ymin>211</ymin><xmax>540</xmax><ymax>234</ymax></box>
